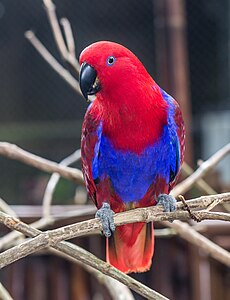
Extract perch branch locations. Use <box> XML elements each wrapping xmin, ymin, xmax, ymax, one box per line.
<box><xmin>0</xmin><ymin>142</ymin><xmax>84</xmax><ymax>184</ymax></box>
<box><xmin>25</xmin><ymin>30</ymin><xmax>81</xmax><ymax>94</ymax></box>
<box><xmin>1</xmin><ymin>193</ymin><xmax>230</xmax><ymax>269</ymax></box>
<box><xmin>0</xmin><ymin>213</ymin><xmax>168</xmax><ymax>300</ymax></box>
<box><xmin>0</xmin><ymin>150</ymin><xmax>82</xmax><ymax>250</ymax></box>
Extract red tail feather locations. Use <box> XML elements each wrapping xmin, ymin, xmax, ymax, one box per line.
<box><xmin>106</xmin><ymin>222</ymin><xmax>154</xmax><ymax>273</ymax></box>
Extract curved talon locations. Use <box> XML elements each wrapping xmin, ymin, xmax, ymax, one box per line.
<box><xmin>157</xmin><ymin>194</ymin><xmax>177</xmax><ymax>212</ymax></box>
<box><xmin>96</xmin><ymin>202</ymin><xmax>115</xmax><ymax>237</ymax></box>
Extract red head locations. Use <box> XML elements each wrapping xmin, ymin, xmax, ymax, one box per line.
<box><xmin>79</xmin><ymin>41</ymin><xmax>153</xmax><ymax>102</ymax></box>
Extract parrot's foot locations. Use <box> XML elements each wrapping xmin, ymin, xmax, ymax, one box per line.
<box><xmin>95</xmin><ymin>203</ymin><xmax>115</xmax><ymax>238</ymax></box>
<box><xmin>157</xmin><ymin>194</ymin><xmax>177</xmax><ymax>212</ymax></box>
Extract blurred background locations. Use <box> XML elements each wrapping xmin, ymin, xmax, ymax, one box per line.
<box><xmin>0</xmin><ymin>0</ymin><xmax>230</xmax><ymax>299</ymax></box>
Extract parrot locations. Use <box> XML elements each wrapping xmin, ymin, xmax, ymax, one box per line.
<box><xmin>79</xmin><ymin>41</ymin><xmax>185</xmax><ymax>274</ymax></box>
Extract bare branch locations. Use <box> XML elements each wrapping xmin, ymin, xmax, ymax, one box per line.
<box><xmin>49</xmin><ymin>248</ymin><xmax>135</xmax><ymax>300</ymax></box>
<box><xmin>43</xmin><ymin>0</ymin><xmax>68</xmax><ymax>59</ymax></box>
<box><xmin>25</xmin><ymin>30</ymin><xmax>81</xmax><ymax>94</ymax></box>
<box><xmin>1</xmin><ymin>193</ymin><xmax>230</xmax><ymax>269</ymax></box>
<box><xmin>43</xmin><ymin>0</ymin><xmax>80</xmax><ymax>73</ymax></box>
<box><xmin>0</xmin><ymin>198</ymin><xmax>18</xmax><ymax>218</ymax></box>
<box><xmin>182</xmin><ymin>162</ymin><xmax>217</xmax><ymax>195</ymax></box>
<box><xmin>43</xmin><ymin>149</ymin><xmax>81</xmax><ymax>217</ymax></box>
<box><xmin>162</xmin><ymin>220</ymin><xmax>230</xmax><ymax>266</ymax></box>
<box><xmin>0</xmin><ymin>213</ymin><xmax>169</xmax><ymax>300</ymax></box>
<box><xmin>60</xmin><ymin>18</ymin><xmax>78</xmax><ymax>65</ymax></box>
<box><xmin>172</xmin><ymin>143</ymin><xmax>230</xmax><ymax>196</ymax></box>
<box><xmin>0</xmin><ymin>283</ymin><xmax>13</xmax><ymax>300</ymax></box>
<box><xmin>0</xmin><ymin>142</ymin><xmax>84</xmax><ymax>184</ymax></box>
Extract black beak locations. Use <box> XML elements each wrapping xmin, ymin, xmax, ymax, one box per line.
<box><xmin>79</xmin><ymin>62</ymin><xmax>100</xmax><ymax>100</ymax></box>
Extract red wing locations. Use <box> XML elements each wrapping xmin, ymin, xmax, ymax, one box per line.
<box><xmin>173</xmin><ymin>99</ymin><xmax>185</xmax><ymax>169</ymax></box>
<box><xmin>169</xmin><ymin>100</ymin><xmax>185</xmax><ymax>191</ymax></box>
<box><xmin>81</xmin><ymin>106</ymin><xmax>100</xmax><ymax>207</ymax></box>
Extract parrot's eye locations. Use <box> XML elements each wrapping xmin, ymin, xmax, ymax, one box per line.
<box><xmin>107</xmin><ymin>56</ymin><xmax>116</xmax><ymax>66</ymax></box>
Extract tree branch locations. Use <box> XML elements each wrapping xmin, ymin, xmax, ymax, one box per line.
<box><xmin>0</xmin><ymin>198</ymin><xmax>18</xmax><ymax>218</ymax></box>
<box><xmin>162</xmin><ymin>220</ymin><xmax>230</xmax><ymax>266</ymax></box>
<box><xmin>0</xmin><ymin>283</ymin><xmax>13</xmax><ymax>300</ymax></box>
<box><xmin>43</xmin><ymin>0</ymin><xmax>80</xmax><ymax>73</ymax></box>
<box><xmin>42</xmin><ymin>149</ymin><xmax>81</xmax><ymax>217</ymax></box>
<box><xmin>1</xmin><ymin>193</ymin><xmax>230</xmax><ymax>269</ymax></box>
<box><xmin>181</xmin><ymin>162</ymin><xmax>217</xmax><ymax>195</ymax></box>
<box><xmin>25</xmin><ymin>30</ymin><xmax>81</xmax><ymax>94</ymax></box>
<box><xmin>49</xmin><ymin>248</ymin><xmax>135</xmax><ymax>300</ymax></box>
<box><xmin>0</xmin><ymin>142</ymin><xmax>84</xmax><ymax>184</ymax></box>
<box><xmin>0</xmin><ymin>212</ymin><xmax>168</xmax><ymax>300</ymax></box>
<box><xmin>172</xmin><ymin>143</ymin><xmax>230</xmax><ymax>196</ymax></box>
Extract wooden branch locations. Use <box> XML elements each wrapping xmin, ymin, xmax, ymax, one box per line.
<box><xmin>1</xmin><ymin>172</ymin><xmax>132</xmax><ymax>300</ymax></box>
<box><xmin>181</xmin><ymin>162</ymin><xmax>217</xmax><ymax>195</ymax></box>
<box><xmin>181</xmin><ymin>162</ymin><xmax>230</xmax><ymax>213</ymax></box>
<box><xmin>0</xmin><ymin>198</ymin><xmax>18</xmax><ymax>218</ymax></box>
<box><xmin>0</xmin><ymin>149</ymin><xmax>82</xmax><ymax>251</ymax></box>
<box><xmin>49</xmin><ymin>248</ymin><xmax>135</xmax><ymax>300</ymax></box>
<box><xmin>43</xmin><ymin>149</ymin><xmax>81</xmax><ymax>217</ymax></box>
<box><xmin>172</xmin><ymin>143</ymin><xmax>230</xmax><ymax>196</ymax></box>
<box><xmin>0</xmin><ymin>142</ymin><xmax>84</xmax><ymax>184</ymax></box>
<box><xmin>60</xmin><ymin>18</ymin><xmax>79</xmax><ymax>66</ymax></box>
<box><xmin>25</xmin><ymin>30</ymin><xmax>81</xmax><ymax>94</ymax></box>
<box><xmin>0</xmin><ymin>213</ymin><xmax>168</xmax><ymax>300</ymax></box>
<box><xmin>1</xmin><ymin>193</ymin><xmax>230</xmax><ymax>269</ymax></box>
<box><xmin>0</xmin><ymin>215</ymin><xmax>54</xmax><ymax>251</ymax></box>
<box><xmin>162</xmin><ymin>220</ymin><xmax>230</xmax><ymax>266</ymax></box>
<box><xmin>43</xmin><ymin>0</ymin><xmax>80</xmax><ymax>73</ymax></box>
<box><xmin>0</xmin><ymin>283</ymin><xmax>13</xmax><ymax>300</ymax></box>
<box><xmin>176</xmin><ymin>193</ymin><xmax>230</xmax><ymax>210</ymax></box>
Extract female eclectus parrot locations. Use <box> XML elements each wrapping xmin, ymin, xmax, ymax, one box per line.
<box><xmin>79</xmin><ymin>41</ymin><xmax>185</xmax><ymax>274</ymax></box>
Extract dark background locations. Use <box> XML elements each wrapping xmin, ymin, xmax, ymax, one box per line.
<box><xmin>0</xmin><ymin>1</ymin><xmax>230</xmax><ymax>299</ymax></box>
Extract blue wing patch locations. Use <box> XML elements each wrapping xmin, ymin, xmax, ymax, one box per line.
<box><xmin>160</xmin><ymin>87</ymin><xmax>180</xmax><ymax>183</ymax></box>
<box><xmin>91</xmin><ymin>87</ymin><xmax>181</xmax><ymax>203</ymax></box>
<box><xmin>92</xmin><ymin>122</ymin><xmax>102</xmax><ymax>183</ymax></box>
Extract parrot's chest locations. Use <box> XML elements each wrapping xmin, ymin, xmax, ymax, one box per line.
<box><xmin>92</xmin><ymin>126</ymin><xmax>171</xmax><ymax>202</ymax></box>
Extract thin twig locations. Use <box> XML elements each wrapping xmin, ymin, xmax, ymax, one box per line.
<box><xmin>43</xmin><ymin>149</ymin><xmax>81</xmax><ymax>217</ymax></box>
<box><xmin>0</xmin><ymin>283</ymin><xmax>13</xmax><ymax>300</ymax></box>
<box><xmin>0</xmin><ymin>142</ymin><xmax>84</xmax><ymax>184</ymax></box>
<box><xmin>25</xmin><ymin>30</ymin><xmax>81</xmax><ymax>94</ymax></box>
<box><xmin>162</xmin><ymin>219</ymin><xmax>230</xmax><ymax>266</ymax></box>
<box><xmin>43</xmin><ymin>0</ymin><xmax>80</xmax><ymax>73</ymax></box>
<box><xmin>172</xmin><ymin>143</ymin><xmax>230</xmax><ymax>196</ymax></box>
<box><xmin>177</xmin><ymin>195</ymin><xmax>201</xmax><ymax>222</ymax></box>
<box><xmin>181</xmin><ymin>162</ymin><xmax>217</xmax><ymax>195</ymax></box>
<box><xmin>0</xmin><ymin>198</ymin><xmax>18</xmax><ymax>218</ymax></box>
<box><xmin>60</xmin><ymin>18</ymin><xmax>79</xmax><ymax>67</ymax></box>
<box><xmin>43</xmin><ymin>0</ymin><xmax>68</xmax><ymax>59</ymax></box>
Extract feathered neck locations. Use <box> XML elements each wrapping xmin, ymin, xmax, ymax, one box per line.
<box><xmin>90</xmin><ymin>82</ymin><xmax>168</xmax><ymax>154</ymax></box>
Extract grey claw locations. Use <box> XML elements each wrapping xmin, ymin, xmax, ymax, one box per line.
<box><xmin>157</xmin><ymin>194</ymin><xmax>177</xmax><ymax>212</ymax></box>
<box><xmin>95</xmin><ymin>203</ymin><xmax>115</xmax><ymax>237</ymax></box>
